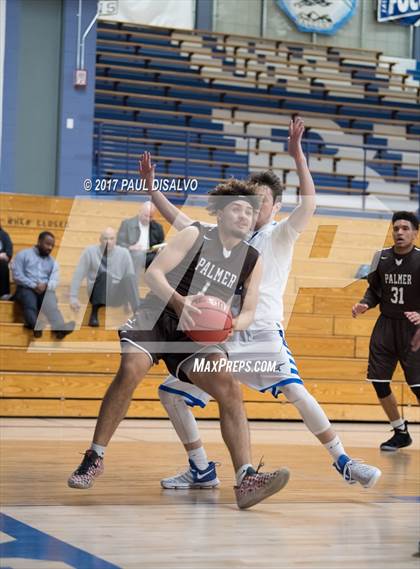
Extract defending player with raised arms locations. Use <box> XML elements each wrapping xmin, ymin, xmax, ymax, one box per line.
<box><xmin>140</xmin><ymin>115</ymin><xmax>381</xmax><ymax>491</ymax></box>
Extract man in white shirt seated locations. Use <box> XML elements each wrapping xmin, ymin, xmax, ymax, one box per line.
<box><xmin>117</xmin><ymin>202</ymin><xmax>165</xmax><ymax>279</ymax></box>
<box><xmin>70</xmin><ymin>227</ymin><xmax>140</xmax><ymax>327</ymax></box>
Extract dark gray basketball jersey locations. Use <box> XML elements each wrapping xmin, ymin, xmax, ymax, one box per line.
<box><xmin>146</xmin><ymin>222</ymin><xmax>259</xmax><ymax>314</ymax></box>
<box><xmin>361</xmin><ymin>246</ymin><xmax>420</xmax><ymax>318</ymax></box>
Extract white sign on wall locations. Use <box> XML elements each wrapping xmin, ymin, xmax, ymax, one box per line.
<box><xmin>277</xmin><ymin>0</ymin><xmax>357</xmax><ymax>35</ymax></box>
<box><xmin>98</xmin><ymin>0</ymin><xmax>194</xmax><ymax>29</ymax></box>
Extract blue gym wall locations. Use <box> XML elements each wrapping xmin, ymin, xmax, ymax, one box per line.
<box><xmin>0</xmin><ymin>0</ymin><xmax>97</xmax><ymax>197</ymax></box>
<box><xmin>56</xmin><ymin>0</ymin><xmax>97</xmax><ymax>197</ymax></box>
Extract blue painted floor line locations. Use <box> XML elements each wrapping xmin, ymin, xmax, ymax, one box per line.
<box><xmin>0</xmin><ymin>513</ymin><xmax>121</xmax><ymax>569</ymax></box>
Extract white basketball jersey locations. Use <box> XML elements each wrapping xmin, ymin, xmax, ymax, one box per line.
<box><xmin>248</xmin><ymin>218</ymin><xmax>299</xmax><ymax>330</ymax></box>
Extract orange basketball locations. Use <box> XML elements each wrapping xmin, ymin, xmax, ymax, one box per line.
<box><xmin>185</xmin><ymin>296</ymin><xmax>233</xmax><ymax>344</ymax></box>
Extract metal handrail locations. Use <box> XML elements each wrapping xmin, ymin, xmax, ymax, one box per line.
<box><xmin>95</xmin><ymin>122</ymin><xmax>420</xmax><ymax>213</ymax></box>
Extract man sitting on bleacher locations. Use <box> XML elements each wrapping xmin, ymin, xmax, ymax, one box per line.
<box><xmin>70</xmin><ymin>227</ymin><xmax>140</xmax><ymax>327</ymax></box>
<box><xmin>11</xmin><ymin>231</ymin><xmax>75</xmax><ymax>339</ymax></box>
<box><xmin>117</xmin><ymin>202</ymin><xmax>165</xmax><ymax>279</ymax></box>
<box><xmin>0</xmin><ymin>224</ymin><xmax>13</xmax><ymax>300</ymax></box>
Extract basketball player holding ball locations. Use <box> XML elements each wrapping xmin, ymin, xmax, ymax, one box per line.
<box><xmin>68</xmin><ymin>180</ymin><xmax>291</xmax><ymax>510</ymax></box>
<box><xmin>141</xmin><ymin>116</ymin><xmax>381</xmax><ymax>490</ymax></box>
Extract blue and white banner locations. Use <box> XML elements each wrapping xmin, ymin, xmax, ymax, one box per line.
<box><xmin>377</xmin><ymin>0</ymin><xmax>420</xmax><ymax>23</ymax></box>
<box><xmin>277</xmin><ymin>0</ymin><xmax>357</xmax><ymax>35</ymax></box>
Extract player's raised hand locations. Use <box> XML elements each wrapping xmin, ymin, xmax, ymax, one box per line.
<box><xmin>139</xmin><ymin>151</ymin><xmax>156</xmax><ymax>192</ymax></box>
<box><xmin>404</xmin><ymin>311</ymin><xmax>420</xmax><ymax>326</ymax></box>
<box><xmin>411</xmin><ymin>327</ymin><xmax>420</xmax><ymax>352</ymax></box>
<box><xmin>352</xmin><ymin>303</ymin><xmax>369</xmax><ymax>318</ymax></box>
<box><xmin>288</xmin><ymin>116</ymin><xmax>305</xmax><ymax>160</ymax></box>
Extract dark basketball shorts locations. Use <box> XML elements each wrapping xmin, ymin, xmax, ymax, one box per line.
<box><xmin>118</xmin><ymin>307</ymin><xmax>227</xmax><ymax>383</ymax></box>
<box><xmin>367</xmin><ymin>314</ymin><xmax>420</xmax><ymax>387</ymax></box>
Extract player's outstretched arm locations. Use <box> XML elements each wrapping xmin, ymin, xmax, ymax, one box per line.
<box><xmin>233</xmin><ymin>257</ymin><xmax>263</xmax><ymax>331</ymax></box>
<box><xmin>139</xmin><ymin>151</ymin><xmax>193</xmax><ymax>231</ymax></box>
<box><xmin>144</xmin><ymin>225</ymin><xmax>201</xmax><ymax>328</ymax></box>
<box><xmin>285</xmin><ymin>116</ymin><xmax>316</xmax><ymax>234</ymax></box>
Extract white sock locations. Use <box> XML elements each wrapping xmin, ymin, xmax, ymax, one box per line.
<box><xmin>188</xmin><ymin>447</ymin><xmax>209</xmax><ymax>470</ymax></box>
<box><xmin>91</xmin><ymin>443</ymin><xmax>106</xmax><ymax>458</ymax></box>
<box><xmin>390</xmin><ymin>418</ymin><xmax>405</xmax><ymax>430</ymax></box>
<box><xmin>235</xmin><ymin>463</ymin><xmax>253</xmax><ymax>486</ymax></box>
<box><xmin>323</xmin><ymin>436</ymin><xmax>346</xmax><ymax>462</ymax></box>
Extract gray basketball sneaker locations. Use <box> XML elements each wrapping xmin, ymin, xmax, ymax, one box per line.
<box><xmin>68</xmin><ymin>449</ymin><xmax>104</xmax><ymax>489</ymax></box>
<box><xmin>234</xmin><ymin>465</ymin><xmax>290</xmax><ymax>509</ymax></box>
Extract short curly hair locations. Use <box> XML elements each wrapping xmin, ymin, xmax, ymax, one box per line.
<box><xmin>392</xmin><ymin>211</ymin><xmax>419</xmax><ymax>231</ymax></box>
<box><xmin>207</xmin><ymin>179</ymin><xmax>260</xmax><ymax>215</ymax></box>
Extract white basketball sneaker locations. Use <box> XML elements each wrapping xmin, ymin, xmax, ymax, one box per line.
<box><xmin>160</xmin><ymin>459</ymin><xmax>220</xmax><ymax>489</ymax></box>
<box><xmin>334</xmin><ymin>455</ymin><xmax>381</xmax><ymax>488</ymax></box>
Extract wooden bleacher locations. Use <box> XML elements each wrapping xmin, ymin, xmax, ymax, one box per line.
<box><xmin>94</xmin><ymin>21</ymin><xmax>419</xmax><ymax>211</ymax></box>
<box><xmin>0</xmin><ymin>193</ymin><xmax>419</xmax><ymax>422</ymax></box>
<box><xmin>96</xmin><ymin>23</ymin><xmax>420</xmax><ymax>97</ymax></box>
<box><xmin>96</xmin><ymin>57</ymin><xmax>418</xmax><ymax>112</ymax></box>
<box><xmin>95</xmin><ymin>81</ymin><xmax>419</xmax><ymax>135</ymax></box>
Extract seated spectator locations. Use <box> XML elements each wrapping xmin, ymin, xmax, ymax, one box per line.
<box><xmin>11</xmin><ymin>231</ymin><xmax>75</xmax><ymax>339</ymax></box>
<box><xmin>70</xmin><ymin>227</ymin><xmax>140</xmax><ymax>327</ymax></box>
<box><xmin>0</xmin><ymin>225</ymin><xmax>13</xmax><ymax>299</ymax></box>
<box><xmin>117</xmin><ymin>202</ymin><xmax>165</xmax><ymax>278</ymax></box>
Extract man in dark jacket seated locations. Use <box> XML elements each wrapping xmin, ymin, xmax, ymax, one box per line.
<box><xmin>0</xmin><ymin>225</ymin><xmax>13</xmax><ymax>300</ymax></box>
<box><xmin>117</xmin><ymin>202</ymin><xmax>165</xmax><ymax>279</ymax></box>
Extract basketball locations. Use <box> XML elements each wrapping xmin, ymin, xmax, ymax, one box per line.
<box><xmin>185</xmin><ymin>295</ymin><xmax>233</xmax><ymax>344</ymax></box>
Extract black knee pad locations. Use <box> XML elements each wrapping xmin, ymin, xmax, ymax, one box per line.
<box><xmin>372</xmin><ymin>381</ymin><xmax>392</xmax><ymax>399</ymax></box>
<box><xmin>409</xmin><ymin>385</ymin><xmax>420</xmax><ymax>400</ymax></box>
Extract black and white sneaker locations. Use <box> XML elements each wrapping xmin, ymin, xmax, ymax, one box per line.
<box><xmin>380</xmin><ymin>421</ymin><xmax>412</xmax><ymax>452</ymax></box>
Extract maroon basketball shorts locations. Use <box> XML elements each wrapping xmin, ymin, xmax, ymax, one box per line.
<box><xmin>119</xmin><ymin>307</ymin><xmax>226</xmax><ymax>382</ymax></box>
<box><xmin>368</xmin><ymin>314</ymin><xmax>420</xmax><ymax>386</ymax></box>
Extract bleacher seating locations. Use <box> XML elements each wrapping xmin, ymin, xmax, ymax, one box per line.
<box><xmin>92</xmin><ymin>22</ymin><xmax>419</xmax><ymax>213</ymax></box>
<box><xmin>0</xmin><ymin>194</ymin><xmax>418</xmax><ymax>422</ymax></box>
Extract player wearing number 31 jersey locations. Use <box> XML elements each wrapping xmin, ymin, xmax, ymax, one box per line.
<box><xmin>353</xmin><ymin>211</ymin><xmax>420</xmax><ymax>451</ymax></box>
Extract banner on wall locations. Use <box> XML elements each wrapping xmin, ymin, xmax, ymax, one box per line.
<box><xmin>98</xmin><ymin>0</ymin><xmax>194</xmax><ymax>29</ymax></box>
<box><xmin>377</xmin><ymin>0</ymin><xmax>420</xmax><ymax>23</ymax></box>
<box><xmin>276</xmin><ymin>0</ymin><xmax>357</xmax><ymax>35</ymax></box>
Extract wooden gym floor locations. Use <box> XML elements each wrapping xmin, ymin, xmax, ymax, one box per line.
<box><xmin>0</xmin><ymin>418</ymin><xmax>419</xmax><ymax>569</ymax></box>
